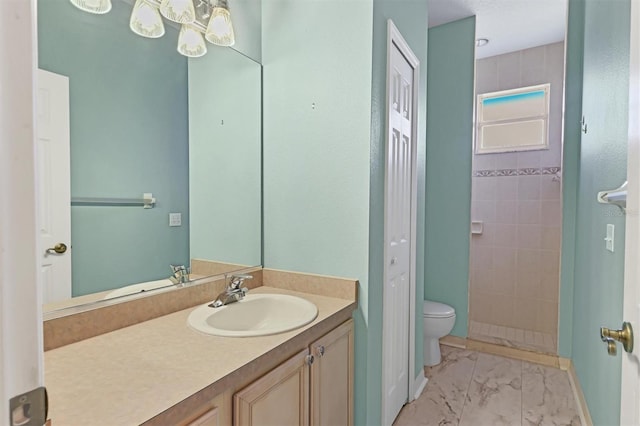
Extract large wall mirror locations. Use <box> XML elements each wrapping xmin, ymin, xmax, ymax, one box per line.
<box><xmin>39</xmin><ymin>0</ymin><xmax>262</xmax><ymax>314</ymax></box>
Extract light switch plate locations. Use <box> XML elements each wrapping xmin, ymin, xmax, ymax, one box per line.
<box><xmin>605</xmin><ymin>224</ymin><xmax>615</xmax><ymax>252</ymax></box>
<box><xmin>169</xmin><ymin>213</ymin><xmax>182</xmax><ymax>227</ymax></box>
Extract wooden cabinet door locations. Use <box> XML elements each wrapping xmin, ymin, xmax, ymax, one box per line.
<box><xmin>310</xmin><ymin>320</ymin><xmax>354</xmax><ymax>426</ymax></box>
<box><xmin>187</xmin><ymin>407</ymin><xmax>219</xmax><ymax>426</ymax></box>
<box><xmin>183</xmin><ymin>391</ymin><xmax>231</xmax><ymax>426</ymax></box>
<box><xmin>234</xmin><ymin>349</ymin><xmax>310</xmax><ymax>426</ymax></box>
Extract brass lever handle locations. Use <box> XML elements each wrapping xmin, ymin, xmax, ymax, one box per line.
<box><xmin>604</xmin><ymin>338</ymin><xmax>617</xmax><ymax>356</ymax></box>
<box><xmin>601</xmin><ymin>322</ymin><xmax>634</xmax><ymax>354</ymax></box>
<box><xmin>46</xmin><ymin>243</ymin><xmax>68</xmax><ymax>255</ymax></box>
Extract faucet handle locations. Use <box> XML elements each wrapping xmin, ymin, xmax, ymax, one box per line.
<box><xmin>171</xmin><ymin>264</ymin><xmax>187</xmax><ymax>273</ymax></box>
<box><xmin>232</xmin><ymin>273</ymin><xmax>253</xmax><ymax>279</ymax></box>
<box><xmin>170</xmin><ymin>264</ymin><xmax>189</xmax><ymax>285</ymax></box>
<box><xmin>229</xmin><ymin>273</ymin><xmax>253</xmax><ymax>289</ymax></box>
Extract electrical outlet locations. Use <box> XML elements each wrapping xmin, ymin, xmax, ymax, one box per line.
<box><xmin>169</xmin><ymin>213</ymin><xmax>182</xmax><ymax>227</ymax></box>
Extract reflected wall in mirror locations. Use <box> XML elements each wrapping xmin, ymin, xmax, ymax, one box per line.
<box><xmin>38</xmin><ymin>0</ymin><xmax>262</xmax><ymax>311</ymax></box>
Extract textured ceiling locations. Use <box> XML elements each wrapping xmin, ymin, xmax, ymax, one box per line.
<box><xmin>427</xmin><ymin>0</ymin><xmax>567</xmax><ymax>59</ymax></box>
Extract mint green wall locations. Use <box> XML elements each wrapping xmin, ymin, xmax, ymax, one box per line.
<box><xmin>263</xmin><ymin>1</ymin><xmax>429</xmax><ymax>423</ymax></box>
<box><xmin>559</xmin><ymin>0</ymin><xmax>585</xmax><ymax>359</ymax></box>
<box><xmin>188</xmin><ymin>49</ymin><xmax>261</xmax><ymax>268</ymax></box>
<box><xmin>229</xmin><ymin>0</ymin><xmax>261</xmax><ymax>62</ymax></box>
<box><xmin>369</xmin><ymin>2</ymin><xmax>429</xmax><ymax>422</ymax></box>
<box><xmin>570</xmin><ymin>0</ymin><xmax>631</xmax><ymax>424</ymax></box>
<box><xmin>425</xmin><ymin>17</ymin><xmax>475</xmax><ymax>337</ymax></box>
<box><xmin>261</xmin><ymin>2</ymin><xmax>373</xmax><ymax>423</ymax></box>
<box><xmin>38</xmin><ymin>0</ymin><xmax>189</xmax><ymax>295</ymax></box>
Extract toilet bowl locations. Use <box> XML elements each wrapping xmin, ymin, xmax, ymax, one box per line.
<box><xmin>423</xmin><ymin>300</ymin><xmax>456</xmax><ymax>366</ymax></box>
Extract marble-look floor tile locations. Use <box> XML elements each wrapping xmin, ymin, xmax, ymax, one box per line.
<box><xmin>459</xmin><ymin>353</ymin><xmax>523</xmax><ymax>426</ymax></box>
<box><xmin>426</xmin><ymin>345</ymin><xmax>478</xmax><ymax>379</ymax></box>
<box><xmin>395</xmin><ymin>346</ymin><xmax>581</xmax><ymax>426</ymax></box>
<box><xmin>522</xmin><ymin>362</ymin><xmax>581</xmax><ymax>426</ymax></box>
<box><xmin>394</xmin><ymin>347</ymin><xmax>477</xmax><ymax>426</ymax></box>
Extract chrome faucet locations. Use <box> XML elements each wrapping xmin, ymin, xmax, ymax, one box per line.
<box><xmin>209</xmin><ymin>273</ymin><xmax>252</xmax><ymax>308</ymax></box>
<box><xmin>170</xmin><ymin>264</ymin><xmax>189</xmax><ymax>285</ymax></box>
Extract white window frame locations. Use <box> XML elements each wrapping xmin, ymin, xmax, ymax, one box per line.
<box><xmin>476</xmin><ymin>83</ymin><xmax>550</xmax><ymax>154</ymax></box>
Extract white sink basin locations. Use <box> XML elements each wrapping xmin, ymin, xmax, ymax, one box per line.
<box><xmin>188</xmin><ymin>293</ymin><xmax>318</xmax><ymax>337</ymax></box>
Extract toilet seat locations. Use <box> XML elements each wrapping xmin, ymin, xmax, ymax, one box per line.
<box><xmin>423</xmin><ymin>300</ymin><xmax>455</xmax><ymax>318</ymax></box>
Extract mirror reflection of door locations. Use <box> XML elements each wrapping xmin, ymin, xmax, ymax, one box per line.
<box><xmin>37</xmin><ymin>69</ymin><xmax>72</xmax><ymax>304</ymax></box>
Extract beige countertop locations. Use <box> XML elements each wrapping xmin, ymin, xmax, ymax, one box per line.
<box><xmin>44</xmin><ymin>286</ymin><xmax>355</xmax><ymax>426</ymax></box>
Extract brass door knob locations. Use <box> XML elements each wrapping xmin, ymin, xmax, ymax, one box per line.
<box><xmin>46</xmin><ymin>243</ymin><xmax>67</xmax><ymax>255</ymax></box>
<box><xmin>601</xmin><ymin>322</ymin><xmax>634</xmax><ymax>355</ymax></box>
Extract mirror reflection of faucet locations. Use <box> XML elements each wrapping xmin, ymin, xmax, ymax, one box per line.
<box><xmin>169</xmin><ymin>264</ymin><xmax>190</xmax><ymax>286</ymax></box>
<box><xmin>209</xmin><ymin>274</ymin><xmax>253</xmax><ymax>308</ymax></box>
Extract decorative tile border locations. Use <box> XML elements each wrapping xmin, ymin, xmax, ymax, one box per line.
<box><xmin>473</xmin><ymin>166</ymin><xmax>561</xmax><ymax>178</ymax></box>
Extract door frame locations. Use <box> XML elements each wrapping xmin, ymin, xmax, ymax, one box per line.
<box><xmin>620</xmin><ymin>0</ymin><xmax>639</xmax><ymax>423</ymax></box>
<box><xmin>381</xmin><ymin>19</ymin><xmax>421</xmax><ymax>425</ymax></box>
<box><xmin>0</xmin><ymin>0</ymin><xmax>44</xmax><ymax>422</ymax></box>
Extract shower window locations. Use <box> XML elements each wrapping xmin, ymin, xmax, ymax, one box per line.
<box><xmin>476</xmin><ymin>83</ymin><xmax>550</xmax><ymax>154</ymax></box>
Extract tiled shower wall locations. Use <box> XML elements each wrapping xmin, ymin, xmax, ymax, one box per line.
<box><xmin>469</xmin><ymin>42</ymin><xmax>565</xmax><ymax>340</ymax></box>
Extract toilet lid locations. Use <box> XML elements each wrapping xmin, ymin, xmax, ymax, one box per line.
<box><xmin>423</xmin><ymin>300</ymin><xmax>455</xmax><ymax>318</ymax></box>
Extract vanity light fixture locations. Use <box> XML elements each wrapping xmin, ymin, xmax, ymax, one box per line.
<box><xmin>476</xmin><ymin>38</ymin><xmax>489</xmax><ymax>47</ymax></box>
<box><xmin>178</xmin><ymin>24</ymin><xmax>208</xmax><ymax>57</ymax></box>
<box><xmin>72</xmin><ymin>0</ymin><xmax>236</xmax><ymax>58</ymax></box>
<box><xmin>159</xmin><ymin>0</ymin><xmax>196</xmax><ymax>24</ymax></box>
<box><xmin>130</xmin><ymin>0</ymin><xmax>165</xmax><ymax>38</ymax></box>
<box><xmin>70</xmin><ymin>0</ymin><xmax>112</xmax><ymax>14</ymax></box>
<box><xmin>205</xmin><ymin>0</ymin><xmax>235</xmax><ymax>47</ymax></box>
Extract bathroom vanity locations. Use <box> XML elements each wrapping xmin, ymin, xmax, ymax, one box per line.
<box><xmin>44</xmin><ymin>271</ymin><xmax>357</xmax><ymax>425</ymax></box>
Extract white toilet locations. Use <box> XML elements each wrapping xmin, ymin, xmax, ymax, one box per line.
<box><xmin>423</xmin><ymin>300</ymin><xmax>456</xmax><ymax>366</ymax></box>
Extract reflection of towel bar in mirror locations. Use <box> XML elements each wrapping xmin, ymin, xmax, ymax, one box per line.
<box><xmin>597</xmin><ymin>181</ymin><xmax>627</xmax><ymax>212</ymax></box>
<box><xmin>71</xmin><ymin>193</ymin><xmax>156</xmax><ymax>209</ymax></box>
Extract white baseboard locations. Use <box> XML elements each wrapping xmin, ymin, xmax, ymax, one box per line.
<box><xmin>412</xmin><ymin>373</ymin><xmax>428</xmax><ymax>400</ymax></box>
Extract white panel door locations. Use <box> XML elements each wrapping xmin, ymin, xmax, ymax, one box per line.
<box><xmin>382</xmin><ymin>32</ymin><xmax>416</xmax><ymax>426</ymax></box>
<box><xmin>621</xmin><ymin>0</ymin><xmax>640</xmax><ymax>423</ymax></box>
<box><xmin>37</xmin><ymin>69</ymin><xmax>72</xmax><ymax>304</ymax></box>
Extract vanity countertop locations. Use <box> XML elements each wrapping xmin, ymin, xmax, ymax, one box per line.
<box><xmin>44</xmin><ymin>286</ymin><xmax>356</xmax><ymax>425</ymax></box>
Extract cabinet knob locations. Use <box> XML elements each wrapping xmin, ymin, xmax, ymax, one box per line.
<box><xmin>316</xmin><ymin>345</ymin><xmax>325</xmax><ymax>357</ymax></box>
<box><xmin>305</xmin><ymin>354</ymin><xmax>315</xmax><ymax>365</ymax></box>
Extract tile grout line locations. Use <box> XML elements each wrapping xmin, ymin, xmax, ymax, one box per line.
<box><xmin>457</xmin><ymin>350</ymin><xmax>479</xmax><ymax>426</ymax></box>
<box><xmin>521</xmin><ymin>357</ymin><xmax>524</xmax><ymax>426</ymax></box>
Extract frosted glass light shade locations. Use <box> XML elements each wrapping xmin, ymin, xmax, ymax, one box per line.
<box><xmin>159</xmin><ymin>0</ymin><xmax>196</xmax><ymax>24</ymax></box>
<box><xmin>205</xmin><ymin>4</ymin><xmax>235</xmax><ymax>46</ymax></box>
<box><xmin>130</xmin><ymin>0</ymin><xmax>165</xmax><ymax>38</ymax></box>
<box><xmin>177</xmin><ymin>25</ymin><xmax>207</xmax><ymax>58</ymax></box>
<box><xmin>70</xmin><ymin>0</ymin><xmax>112</xmax><ymax>14</ymax></box>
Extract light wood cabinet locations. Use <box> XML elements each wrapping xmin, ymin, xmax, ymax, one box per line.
<box><xmin>310</xmin><ymin>319</ymin><xmax>354</xmax><ymax>426</ymax></box>
<box><xmin>182</xmin><ymin>391</ymin><xmax>231</xmax><ymax>426</ymax></box>
<box><xmin>234</xmin><ymin>349</ymin><xmax>310</xmax><ymax>426</ymax></box>
<box><xmin>233</xmin><ymin>319</ymin><xmax>354</xmax><ymax>426</ymax></box>
<box><xmin>187</xmin><ymin>407</ymin><xmax>219</xmax><ymax>426</ymax></box>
